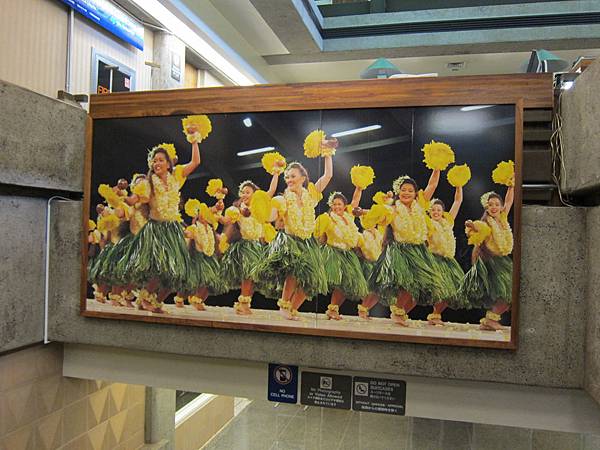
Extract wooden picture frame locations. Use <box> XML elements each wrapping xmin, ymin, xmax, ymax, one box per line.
<box><xmin>81</xmin><ymin>74</ymin><xmax>552</xmax><ymax>349</ymax></box>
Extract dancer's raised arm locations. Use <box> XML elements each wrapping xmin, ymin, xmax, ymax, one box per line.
<box><xmin>181</xmin><ymin>141</ymin><xmax>201</xmax><ymax>178</ymax></box>
<box><xmin>314</xmin><ymin>138</ymin><xmax>336</xmax><ymax>193</ymax></box>
<box><xmin>423</xmin><ymin>169</ymin><xmax>440</xmax><ymax>201</ymax></box>
<box><xmin>503</xmin><ymin>182</ymin><xmax>514</xmax><ymax>215</ymax></box>
<box><xmin>449</xmin><ymin>186</ymin><xmax>463</xmax><ymax>220</ymax></box>
<box><xmin>350</xmin><ymin>186</ymin><xmax>363</xmax><ymax>209</ymax></box>
<box><xmin>266</xmin><ymin>170</ymin><xmax>281</xmax><ymax>198</ymax></box>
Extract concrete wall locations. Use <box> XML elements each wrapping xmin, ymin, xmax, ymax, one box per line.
<box><xmin>561</xmin><ymin>59</ymin><xmax>600</xmax><ymax>194</ymax></box>
<box><xmin>0</xmin><ymin>80</ymin><xmax>86</xmax><ymax>192</ymax></box>
<box><xmin>49</xmin><ymin>203</ymin><xmax>588</xmax><ymax>389</ymax></box>
<box><xmin>585</xmin><ymin>208</ymin><xmax>600</xmax><ymax>405</ymax></box>
<box><xmin>0</xmin><ymin>79</ymin><xmax>86</xmax><ymax>353</ymax></box>
<box><xmin>0</xmin><ymin>196</ymin><xmax>46</xmax><ymax>351</ymax></box>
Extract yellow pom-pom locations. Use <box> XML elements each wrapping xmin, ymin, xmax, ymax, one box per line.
<box><xmin>314</xmin><ymin>213</ymin><xmax>332</xmax><ymax>238</ymax></box>
<box><xmin>303</xmin><ymin>130</ymin><xmax>326</xmax><ymax>158</ymax></box>
<box><xmin>249</xmin><ymin>190</ymin><xmax>272</xmax><ymax>223</ymax></box>
<box><xmin>271</xmin><ymin>196</ymin><xmax>287</xmax><ymax>214</ymax></box>
<box><xmin>350</xmin><ymin>165</ymin><xmax>375</xmax><ymax>189</ymax></box>
<box><xmin>261</xmin><ymin>152</ymin><xmax>287</xmax><ymax>175</ymax></box>
<box><xmin>263</xmin><ymin>223</ymin><xmax>277</xmax><ymax>243</ymax></box>
<box><xmin>199</xmin><ymin>203</ymin><xmax>217</xmax><ymax>228</ymax></box>
<box><xmin>98</xmin><ymin>184</ymin><xmax>122</xmax><ymax>209</ymax></box>
<box><xmin>218</xmin><ymin>235</ymin><xmax>230</xmax><ymax>254</ymax></box>
<box><xmin>88</xmin><ymin>219</ymin><xmax>96</xmax><ymax>231</ymax></box>
<box><xmin>466</xmin><ymin>221</ymin><xmax>492</xmax><ymax>246</ymax></box>
<box><xmin>372</xmin><ymin>191</ymin><xmax>386</xmax><ymax>205</ymax></box>
<box><xmin>447</xmin><ymin>164</ymin><xmax>472</xmax><ymax>187</ymax></box>
<box><xmin>307</xmin><ymin>182</ymin><xmax>323</xmax><ymax>202</ymax></box>
<box><xmin>206</xmin><ymin>179</ymin><xmax>224</xmax><ymax>197</ymax></box>
<box><xmin>492</xmin><ymin>160</ymin><xmax>515</xmax><ymax>186</ymax></box>
<box><xmin>422</xmin><ymin>140</ymin><xmax>455</xmax><ymax>170</ymax></box>
<box><xmin>184</xmin><ymin>199</ymin><xmax>202</xmax><ymax>218</ymax></box>
<box><xmin>181</xmin><ymin>115</ymin><xmax>212</xmax><ymax>143</ymax></box>
<box><xmin>225</xmin><ymin>206</ymin><xmax>241</xmax><ymax>223</ymax></box>
<box><xmin>361</xmin><ymin>204</ymin><xmax>392</xmax><ymax>230</ymax></box>
<box><xmin>97</xmin><ymin>214</ymin><xmax>120</xmax><ymax>233</ymax></box>
<box><xmin>131</xmin><ymin>179</ymin><xmax>150</xmax><ymax>198</ymax></box>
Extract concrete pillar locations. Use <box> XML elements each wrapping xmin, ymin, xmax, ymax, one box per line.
<box><xmin>152</xmin><ymin>32</ymin><xmax>186</xmax><ymax>90</ymax></box>
<box><xmin>144</xmin><ymin>387</ymin><xmax>176</xmax><ymax>450</ymax></box>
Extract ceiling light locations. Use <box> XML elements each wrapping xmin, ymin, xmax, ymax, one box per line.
<box><xmin>129</xmin><ymin>0</ymin><xmax>255</xmax><ymax>86</ymax></box>
<box><xmin>331</xmin><ymin>125</ymin><xmax>382</xmax><ymax>138</ymax></box>
<box><xmin>460</xmin><ymin>105</ymin><xmax>494</xmax><ymax>112</ymax></box>
<box><xmin>243</xmin><ymin>117</ymin><xmax>252</xmax><ymax>127</ymax></box>
<box><xmin>237</xmin><ymin>146</ymin><xmax>275</xmax><ymax>157</ymax></box>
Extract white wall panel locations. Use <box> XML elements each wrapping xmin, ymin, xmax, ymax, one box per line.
<box><xmin>0</xmin><ymin>0</ymin><xmax>67</xmax><ymax>98</ymax></box>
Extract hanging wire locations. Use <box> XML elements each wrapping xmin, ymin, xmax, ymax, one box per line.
<box><xmin>550</xmin><ymin>86</ymin><xmax>575</xmax><ymax>207</ymax></box>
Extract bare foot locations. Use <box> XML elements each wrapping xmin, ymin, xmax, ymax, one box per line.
<box><xmin>358</xmin><ymin>310</ymin><xmax>371</xmax><ymax>320</ymax></box>
<box><xmin>175</xmin><ymin>301</ymin><xmax>184</xmax><ymax>308</ymax></box>
<box><xmin>326</xmin><ymin>309</ymin><xmax>342</xmax><ymax>320</ymax></box>
<box><xmin>279</xmin><ymin>307</ymin><xmax>292</xmax><ymax>320</ymax></box>
<box><xmin>427</xmin><ymin>318</ymin><xmax>444</xmax><ymax>326</ymax></box>
<box><xmin>390</xmin><ymin>312</ymin><xmax>409</xmax><ymax>327</ymax></box>
<box><xmin>235</xmin><ymin>304</ymin><xmax>252</xmax><ymax>315</ymax></box>
<box><xmin>480</xmin><ymin>318</ymin><xmax>504</xmax><ymax>331</ymax></box>
<box><xmin>193</xmin><ymin>303</ymin><xmax>206</xmax><ymax>311</ymax></box>
<box><xmin>124</xmin><ymin>301</ymin><xmax>134</xmax><ymax>308</ymax></box>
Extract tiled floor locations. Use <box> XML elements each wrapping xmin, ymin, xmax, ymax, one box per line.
<box><xmin>201</xmin><ymin>400</ymin><xmax>600</xmax><ymax>450</ymax></box>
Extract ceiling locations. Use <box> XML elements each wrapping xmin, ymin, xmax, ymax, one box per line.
<box><xmin>171</xmin><ymin>0</ymin><xmax>600</xmax><ymax>83</ymax></box>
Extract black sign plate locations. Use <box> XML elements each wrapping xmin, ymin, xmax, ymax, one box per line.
<box><xmin>300</xmin><ymin>371</ymin><xmax>352</xmax><ymax>410</ymax></box>
<box><xmin>352</xmin><ymin>376</ymin><xmax>406</xmax><ymax>415</ymax></box>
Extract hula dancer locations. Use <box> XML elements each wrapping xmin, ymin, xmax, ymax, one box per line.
<box><xmin>318</xmin><ymin>165</ymin><xmax>374</xmax><ymax>320</ymax></box>
<box><xmin>370</xmin><ymin>171</ymin><xmax>442</xmax><ymax>326</ymax></box>
<box><xmin>116</xmin><ymin>117</ymin><xmax>208</xmax><ymax>312</ymax></box>
<box><xmin>177</xmin><ymin>199</ymin><xmax>222</xmax><ymax>311</ymax></box>
<box><xmin>355</xmin><ymin>191</ymin><xmax>394</xmax><ymax>319</ymax></box>
<box><xmin>463</xmin><ymin>161</ymin><xmax>515</xmax><ymax>331</ymax></box>
<box><xmin>425</xmin><ymin>163</ymin><xmax>471</xmax><ymax>325</ymax></box>
<box><xmin>256</xmin><ymin>131</ymin><xmax>335</xmax><ymax>320</ymax></box>
<box><xmin>218</xmin><ymin>153</ymin><xmax>284</xmax><ymax>315</ymax></box>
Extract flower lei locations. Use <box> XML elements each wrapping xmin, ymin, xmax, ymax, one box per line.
<box><xmin>239</xmin><ymin>213</ymin><xmax>264</xmax><ymax>241</ymax></box>
<box><xmin>284</xmin><ymin>188</ymin><xmax>316</xmax><ymax>239</ymax></box>
<box><xmin>428</xmin><ymin>217</ymin><xmax>456</xmax><ymax>258</ymax></box>
<box><xmin>192</xmin><ymin>222</ymin><xmax>215</xmax><ymax>257</ymax></box>
<box><xmin>327</xmin><ymin>211</ymin><xmax>360</xmax><ymax>250</ymax></box>
<box><xmin>149</xmin><ymin>173</ymin><xmax>182</xmax><ymax>222</ymax></box>
<box><xmin>486</xmin><ymin>213</ymin><xmax>513</xmax><ymax>256</ymax></box>
<box><xmin>391</xmin><ymin>200</ymin><xmax>428</xmax><ymax>244</ymax></box>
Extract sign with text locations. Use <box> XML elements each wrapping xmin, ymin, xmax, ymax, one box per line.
<box><xmin>352</xmin><ymin>376</ymin><xmax>406</xmax><ymax>415</ymax></box>
<box><xmin>268</xmin><ymin>363</ymin><xmax>298</xmax><ymax>404</ymax></box>
<box><xmin>300</xmin><ymin>371</ymin><xmax>352</xmax><ymax>410</ymax></box>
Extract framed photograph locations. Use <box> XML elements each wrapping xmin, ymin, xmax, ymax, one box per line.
<box><xmin>82</xmin><ymin>77</ymin><xmax>534</xmax><ymax>349</ymax></box>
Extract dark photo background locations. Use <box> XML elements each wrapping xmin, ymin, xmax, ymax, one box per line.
<box><xmin>90</xmin><ymin>104</ymin><xmax>516</xmax><ymax>325</ymax></box>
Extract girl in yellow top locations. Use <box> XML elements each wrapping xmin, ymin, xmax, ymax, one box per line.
<box><xmin>116</xmin><ymin>139</ymin><xmax>201</xmax><ymax>313</ymax></box>
<box><xmin>319</xmin><ymin>189</ymin><xmax>369</xmax><ymax>320</ymax></box>
<box><xmin>175</xmin><ymin>201</ymin><xmax>222</xmax><ymax>311</ymax></box>
<box><xmin>370</xmin><ymin>171</ymin><xmax>442</xmax><ymax>326</ymax></box>
<box><xmin>355</xmin><ymin>191</ymin><xmax>394</xmax><ymax>319</ymax></box>
<box><xmin>463</xmin><ymin>183</ymin><xmax>514</xmax><ymax>331</ymax></box>
<box><xmin>425</xmin><ymin>185</ymin><xmax>468</xmax><ymax>325</ymax></box>
<box><xmin>255</xmin><ymin>139</ymin><xmax>335</xmax><ymax>320</ymax></box>
<box><xmin>218</xmin><ymin>167</ymin><xmax>282</xmax><ymax>315</ymax></box>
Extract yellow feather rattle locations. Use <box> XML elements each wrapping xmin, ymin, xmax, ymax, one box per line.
<box><xmin>181</xmin><ymin>115</ymin><xmax>212</xmax><ymax>143</ymax></box>
<box><xmin>422</xmin><ymin>140</ymin><xmax>455</xmax><ymax>170</ymax></box>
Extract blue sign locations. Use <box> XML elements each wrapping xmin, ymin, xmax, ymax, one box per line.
<box><xmin>60</xmin><ymin>0</ymin><xmax>144</xmax><ymax>50</ymax></box>
<box><xmin>268</xmin><ymin>363</ymin><xmax>298</xmax><ymax>404</ymax></box>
